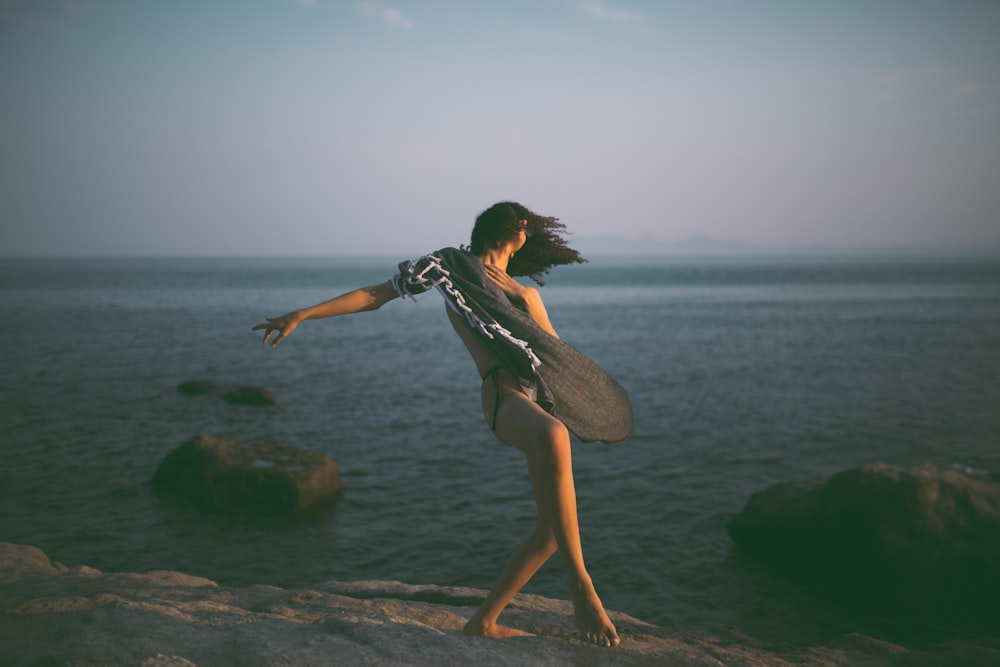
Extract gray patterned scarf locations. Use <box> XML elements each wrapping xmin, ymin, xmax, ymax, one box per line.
<box><xmin>393</xmin><ymin>247</ymin><xmax>633</xmax><ymax>445</ymax></box>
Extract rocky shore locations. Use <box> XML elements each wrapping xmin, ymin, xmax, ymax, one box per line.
<box><xmin>3</xmin><ymin>542</ymin><xmax>999</xmax><ymax>666</ymax></box>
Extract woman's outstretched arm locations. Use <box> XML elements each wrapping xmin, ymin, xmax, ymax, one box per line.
<box><xmin>253</xmin><ymin>280</ymin><xmax>399</xmax><ymax>348</ymax></box>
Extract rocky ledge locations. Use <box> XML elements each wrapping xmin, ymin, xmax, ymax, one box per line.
<box><xmin>4</xmin><ymin>543</ymin><xmax>1000</xmax><ymax>666</ymax></box>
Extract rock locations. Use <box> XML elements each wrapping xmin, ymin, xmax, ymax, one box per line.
<box><xmin>152</xmin><ymin>434</ymin><xmax>343</xmax><ymax>514</ymax></box>
<box><xmin>176</xmin><ymin>381</ymin><xmax>226</xmax><ymax>397</ymax></box>
<box><xmin>6</xmin><ymin>542</ymin><xmax>996</xmax><ymax>666</ymax></box>
<box><xmin>220</xmin><ymin>386</ymin><xmax>277</xmax><ymax>406</ymax></box>
<box><xmin>728</xmin><ymin>462</ymin><xmax>1000</xmax><ymax>628</ymax></box>
<box><xmin>177</xmin><ymin>381</ymin><xmax>276</xmax><ymax>406</ymax></box>
<box><xmin>0</xmin><ymin>542</ymin><xmax>68</xmax><ymax>584</ymax></box>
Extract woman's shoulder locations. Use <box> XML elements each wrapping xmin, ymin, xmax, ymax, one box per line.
<box><xmin>397</xmin><ymin>247</ymin><xmax>470</xmax><ymax>276</ymax></box>
<box><xmin>435</xmin><ymin>246</ymin><xmax>467</xmax><ymax>257</ymax></box>
<box><xmin>432</xmin><ymin>246</ymin><xmax>476</xmax><ymax>265</ymax></box>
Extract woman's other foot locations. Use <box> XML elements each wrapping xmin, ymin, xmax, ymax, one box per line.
<box><xmin>463</xmin><ymin>618</ymin><xmax>533</xmax><ymax>638</ymax></box>
<box><xmin>570</xmin><ymin>582</ymin><xmax>620</xmax><ymax>648</ymax></box>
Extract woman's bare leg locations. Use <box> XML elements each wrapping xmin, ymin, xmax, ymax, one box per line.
<box><xmin>463</xmin><ymin>448</ymin><xmax>558</xmax><ymax>638</ymax></box>
<box><xmin>465</xmin><ymin>395</ymin><xmax>620</xmax><ymax>647</ymax></box>
<box><xmin>462</xmin><ymin>519</ymin><xmax>556</xmax><ymax>638</ymax></box>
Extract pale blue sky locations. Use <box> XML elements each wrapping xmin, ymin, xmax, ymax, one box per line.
<box><xmin>2</xmin><ymin>0</ymin><xmax>998</xmax><ymax>256</ymax></box>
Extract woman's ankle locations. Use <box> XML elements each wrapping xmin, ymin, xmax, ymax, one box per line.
<box><xmin>464</xmin><ymin>616</ymin><xmax>532</xmax><ymax>638</ymax></box>
<box><xmin>567</xmin><ymin>573</ymin><xmax>595</xmax><ymax>596</ymax></box>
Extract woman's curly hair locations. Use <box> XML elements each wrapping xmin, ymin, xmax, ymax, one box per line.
<box><xmin>467</xmin><ymin>201</ymin><xmax>587</xmax><ymax>285</ymax></box>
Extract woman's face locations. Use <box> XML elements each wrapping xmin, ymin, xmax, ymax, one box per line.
<box><xmin>512</xmin><ymin>219</ymin><xmax>528</xmax><ymax>252</ymax></box>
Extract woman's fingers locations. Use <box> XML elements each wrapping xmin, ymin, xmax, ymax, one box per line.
<box><xmin>485</xmin><ymin>264</ymin><xmax>514</xmax><ymax>290</ymax></box>
<box><xmin>259</xmin><ymin>325</ymin><xmax>274</xmax><ymax>345</ymax></box>
<box><xmin>252</xmin><ymin>316</ymin><xmax>281</xmax><ymax>331</ymax></box>
<box><xmin>486</xmin><ymin>265</ymin><xmax>525</xmax><ymax>301</ymax></box>
<box><xmin>251</xmin><ymin>317</ymin><xmax>285</xmax><ymax>346</ymax></box>
<box><xmin>268</xmin><ymin>319</ymin><xmax>298</xmax><ymax>347</ymax></box>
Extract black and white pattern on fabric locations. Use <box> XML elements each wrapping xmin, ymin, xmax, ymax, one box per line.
<box><xmin>393</xmin><ymin>253</ymin><xmax>542</xmax><ymax>371</ymax></box>
<box><xmin>392</xmin><ymin>247</ymin><xmax>634</xmax><ymax>445</ymax></box>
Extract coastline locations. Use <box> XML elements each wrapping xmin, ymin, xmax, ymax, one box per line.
<box><xmin>3</xmin><ymin>542</ymin><xmax>998</xmax><ymax>666</ymax></box>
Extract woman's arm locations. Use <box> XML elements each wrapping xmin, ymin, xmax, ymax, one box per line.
<box><xmin>253</xmin><ymin>280</ymin><xmax>399</xmax><ymax>348</ymax></box>
<box><xmin>483</xmin><ymin>264</ymin><xmax>559</xmax><ymax>339</ymax></box>
<box><xmin>518</xmin><ymin>287</ymin><xmax>559</xmax><ymax>339</ymax></box>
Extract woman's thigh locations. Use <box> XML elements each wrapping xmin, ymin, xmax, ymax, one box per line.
<box><xmin>491</xmin><ymin>392</ymin><xmax>567</xmax><ymax>454</ymax></box>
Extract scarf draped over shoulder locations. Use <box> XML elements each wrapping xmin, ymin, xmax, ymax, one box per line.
<box><xmin>392</xmin><ymin>247</ymin><xmax>633</xmax><ymax>445</ymax></box>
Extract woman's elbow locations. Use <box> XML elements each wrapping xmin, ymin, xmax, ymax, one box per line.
<box><xmin>361</xmin><ymin>282</ymin><xmax>399</xmax><ymax>311</ymax></box>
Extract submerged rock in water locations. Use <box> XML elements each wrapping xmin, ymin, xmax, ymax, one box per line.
<box><xmin>728</xmin><ymin>462</ymin><xmax>1000</xmax><ymax>627</ymax></box>
<box><xmin>176</xmin><ymin>380</ymin><xmax>226</xmax><ymax>397</ymax></box>
<box><xmin>177</xmin><ymin>381</ymin><xmax>276</xmax><ymax>406</ymax></box>
<box><xmin>152</xmin><ymin>434</ymin><xmax>343</xmax><ymax>514</ymax></box>
<box><xmin>220</xmin><ymin>386</ymin><xmax>277</xmax><ymax>406</ymax></box>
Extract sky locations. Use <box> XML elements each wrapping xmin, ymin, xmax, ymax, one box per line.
<box><xmin>1</xmin><ymin>0</ymin><xmax>999</xmax><ymax>256</ymax></box>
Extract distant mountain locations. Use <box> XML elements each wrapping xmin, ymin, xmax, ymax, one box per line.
<box><xmin>573</xmin><ymin>234</ymin><xmax>759</xmax><ymax>256</ymax></box>
<box><xmin>572</xmin><ymin>235</ymin><xmax>1000</xmax><ymax>257</ymax></box>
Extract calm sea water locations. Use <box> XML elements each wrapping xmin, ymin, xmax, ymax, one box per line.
<box><xmin>2</xmin><ymin>254</ymin><xmax>999</xmax><ymax>646</ymax></box>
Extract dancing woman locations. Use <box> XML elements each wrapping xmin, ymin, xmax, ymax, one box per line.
<box><xmin>254</xmin><ymin>202</ymin><xmax>633</xmax><ymax>647</ymax></box>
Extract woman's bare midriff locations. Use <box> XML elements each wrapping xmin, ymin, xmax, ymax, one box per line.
<box><xmin>445</xmin><ymin>307</ymin><xmax>527</xmax><ymax>427</ymax></box>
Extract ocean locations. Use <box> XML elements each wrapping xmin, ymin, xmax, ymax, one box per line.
<box><xmin>2</xmin><ymin>254</ymin><xmax>998</xmax><ymax>648</ymax></box>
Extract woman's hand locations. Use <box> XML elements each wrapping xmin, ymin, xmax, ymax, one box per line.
<box><xmin>484</xmin><ymin>264</ymin><xmax>534</xmax><ymax>303</ymax></box>
<box><xmin>484</xmin><ymin>263</ymin><xmax>558</xmax><ymax>338</ymax></box>
<box><xmin>250</xmin><ymin>282</ymin><xmax>400</xmax><ymax>349</ymax></box>
<box><xmin>252</xmin><ymin>310</ymin><xmax>304</xmax><ymax>348</ymax></box>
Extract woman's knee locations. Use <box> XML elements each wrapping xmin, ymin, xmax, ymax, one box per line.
<box><xmin>530</xmin><ymin>524</ymin><xmax>559</xmax><ymax>556</ymax></box>
<box><xmin>531</xmin><ymin>420</ymin><xmax>571</xmax><ymax>465</ymax></box>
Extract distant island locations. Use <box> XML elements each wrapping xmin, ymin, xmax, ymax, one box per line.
<box><xmin>573</xmin><ymin>234</ymin><xmax>756</xmax><ymax>256</ymax></box>
<box><xmin>571</xmin><ymin>234</ymin><xmax>999</xmax><ymax>257</ymax></box>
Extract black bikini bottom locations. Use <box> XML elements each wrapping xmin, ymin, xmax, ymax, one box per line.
<box><xmin>481</xmin><ymin>366</ymin><xmax>509</xmax><ymax>432</ymax></box>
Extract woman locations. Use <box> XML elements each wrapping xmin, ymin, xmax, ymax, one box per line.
<box><xmin>254</xmin><ymin>202</ymin><xmax>633</xmax><ymax>647</ymax></box>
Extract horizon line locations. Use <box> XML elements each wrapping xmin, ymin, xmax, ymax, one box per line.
<box><xmin>3</xmin><ymin>245</ymin><xmax>999</xmax><ymax>261</ymax></box>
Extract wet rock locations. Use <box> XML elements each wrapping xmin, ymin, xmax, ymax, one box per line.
<box><xmin>221</xmin><ymin>386</ymin><xmax>277</xmax><ymax>406</ymax></box>
<box><xmin>177</xmin><ymin>381</ymin><xmax>276</xmax><ymax>406</ymax></box>
<box><xmin>176</xmin><ymin>381</ymin><xmax>226</xmax><ymax>397</ymax></box>
<box><xmin>0</xmin><ymin>542</ymin><xmax>68</xmax><ymax>584</ymax></box>
<box><xmin>153</xmin><ymin>434</ymin><xmax>343</xmax><ymax>514</ymax></box>
<box><xmin>728</xmin><ymin>462</ymin><xmax>1000</xmax><ymax>627</ymax></box>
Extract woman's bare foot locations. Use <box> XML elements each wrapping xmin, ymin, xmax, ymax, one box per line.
<box><xmin>463</xmin><ymin>618</ymin><xmax>533</xmax><ymax>638</ymax></box>
<box><xmin>570</xmin><ymin>582</ymin><xmax>620</xmax><ymax>648</ymax></box>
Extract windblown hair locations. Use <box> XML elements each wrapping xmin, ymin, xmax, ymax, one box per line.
<box><xmin>468</xmin><ymin>201</ymin><xmax>587</xmax><ymax>285</ymax></box>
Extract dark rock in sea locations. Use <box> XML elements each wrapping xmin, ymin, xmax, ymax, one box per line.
<box><xmin>177</xmin><ymin>381</ymin><xmax>277</xmax><ymax>406</ymax></box>
<box><xmin>176</xmin><ymin>380</ymin><xmax>226</xmax><ymax>396</ymax></box>
<box><xmin>221</xmin><ymin>386</ymin><xmax>277</xmax><ymax>406</ymax></box>
<box><xmin>728</xmin><ymin>462</ymin><xmax>1000</xmax><ymax>631</ymax></box>
<box><xmin>152</xmin><ymin>434</ymin><xmax>343</xmax><ymax>514</ymax></box>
